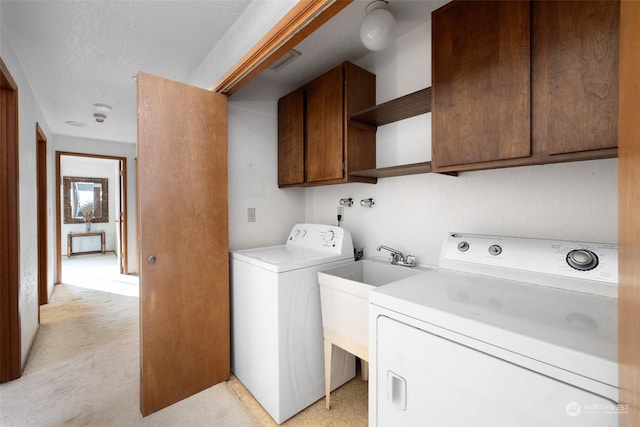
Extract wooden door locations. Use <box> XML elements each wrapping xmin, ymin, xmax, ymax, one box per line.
<box><xmin>36</xmin><ymin>123</ymin><xmax>48</xmax><ymax>305</ymax></box>
<box><xmin>305</xmin><ymin>65</ymin><xmax>344</xmax><ymax>183</ymax></box>
<box><xmin>532</xmin><ymin>0</ymin><xmax>619</xmax><ymax>156</ymax></box>
<box><xmin>117</xmin><ymin>160</ymin><xmax>126</xmax><ymax>274</ymax></box>
<box><xmin>137</xmin><ymin>72</ymin><xmax>229</xmax><ymax>416</ymax></box>
<box><xmin>431</xmin><ymin>1</ymin><xmax>531</xmax><ymax>170</ymax></box>
<box><xmin>0</xmin><ymin>57</ymin><xmax>21</xmax><ymax>383</ymax></box>
<box><xmin>278</xmin><ymin>87</ymin><xmax>305</xmax><ymax>187</ymax></box>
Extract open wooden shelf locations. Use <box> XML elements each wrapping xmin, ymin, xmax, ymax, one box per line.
<box><xmin>349</xmin><ymin>162</ymin><xmax>432</xmax><ymax>179</ymax></box>
<box><xmin>349</xmin><ymin>87</ymin><xmax>431</xmax><ymax>127</ymax></box>
<box><xmin>347</xmin><ymin>87</ymin><xmax>445</xmax><ymax>180</ymax></box>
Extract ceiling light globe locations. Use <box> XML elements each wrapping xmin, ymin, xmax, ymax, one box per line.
<box><xmin>360</xmin><ymin>2</ymin><xmax>395</xmax><ymax>51</ymax></box>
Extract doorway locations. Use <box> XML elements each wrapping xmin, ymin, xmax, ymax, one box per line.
<box><xmin>55</xmin><ymin>152</ymin><xmax>128</xmax><ymax>285</ymax></box>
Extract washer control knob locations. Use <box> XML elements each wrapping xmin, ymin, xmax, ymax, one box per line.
<box><xmin>293</xmin><ymin>229</ymin><xmax>300</xmax><ymax>237</ymax></box>
<box><xmin>457</xmin><ymin>242</ymin><xmax>469</xmax><ymax>252</ymax></box>
<box><xmin>567</xmin><ymin>249</ymin><xmax>598</xmax><ymax>271</ymax></box>
<box><xmin>488</xmin><ymin>245</ymin><xmax>502</xmax><ymax>256</ymax></box>
<box><xmin>324</xmin><ymin>230</ymin><xmax>335</xmax><ymax>242</ymax></box>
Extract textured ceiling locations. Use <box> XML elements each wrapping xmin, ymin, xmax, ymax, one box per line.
<box><xmin>2</xmin><ymin>0</ymin><xmax>252</xmax><ymax>143</ymax></box>
<box><xmin>2</xmin><ymin>0</ymin><xmax>447</xmax><ymax>144</ymax></box>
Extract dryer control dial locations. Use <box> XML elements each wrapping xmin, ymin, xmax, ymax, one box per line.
<box><xmin>488</xmin><ymin>245</ymin><xmax>502</xmax><ymax>256</ymax></box>
<box><xmin>566</xmin><ymin>249</ymin><xmax>599</xmax><ymax>271</ymax></box>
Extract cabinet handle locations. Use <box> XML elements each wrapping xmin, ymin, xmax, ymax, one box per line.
<box><xmin>148</xmin><ymin>255</ymin><xmax>157</xmax><ymax>264</ymax></box>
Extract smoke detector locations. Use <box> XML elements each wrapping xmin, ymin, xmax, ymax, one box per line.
<box><xmin>93</xmin><ymin>112</ymin><xmax>107</xmax><ymax>123</ymax></box>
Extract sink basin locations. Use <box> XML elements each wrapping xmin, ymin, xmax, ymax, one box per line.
<box><xmin>318</xmin><ymin>258</ymin><xmax>428</xmax><ymax>351</ymax></box>
<box><xmin>318</xmin><ymin>257</ymin><xmax>429</xmax><ymax>409</ymax></box>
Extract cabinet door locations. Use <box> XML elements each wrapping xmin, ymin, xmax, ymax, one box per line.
<box><xmin>432</xmin><ymin>1</ymin><xmax>531</xmax><ymax>169</ymax></box>
<box><xmin>305</xmin><ymin>65</ymin><xmax>344</xmax><ymax>183</ymax></box>
<box><xmin>532</xmin><ymin>1</ymin><xmax>619</xmax><ymax>155</ymax></box>
<box><xmin>278</xmin><ymin>88</ymin><xmax>305</xmax><ymax>186</ymax></box>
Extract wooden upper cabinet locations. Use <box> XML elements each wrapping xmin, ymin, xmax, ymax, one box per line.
<box><xmin>431</xmin><ymin>0</ymin><xmax>619</xmax><ymax>174</ymax></box>
<box><xmin>431</xmin><ymin>1</ymin><xmax>532</xmax><ymax>170</ymax></box>
<box><xmin>277</xmin><ymin>62</ymin><xmax>376</xmax><ymax>187</ymax></box>
<box><xmin>532</xmin><ymin>1</ymin><xmax>619</xmax><ymax>155</ymax></box>
<box><xmin>278</xmin><ymin>88</ymin><xmax>305</xmax><ymax>186</ymax></box>
<box><xmin>305</xmin><ymin>66</ymin><xmax>344</xmax><ymax>183</ymax></box>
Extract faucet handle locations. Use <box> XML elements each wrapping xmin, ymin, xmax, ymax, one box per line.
<box><xmin>405</xmin><ymin>255</ymin><xmax>416</xmax><ymax>266</ymax></box>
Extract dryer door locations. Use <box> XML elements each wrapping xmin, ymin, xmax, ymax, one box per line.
<box><xmin>375</xmin><ymin>315</ymin><xmax>617</xmax><ymax>427</ymax></box>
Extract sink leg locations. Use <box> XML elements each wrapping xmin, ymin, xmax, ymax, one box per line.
<box><xmin>361</xmin><ymin>359</ymin><xmax>369</xmax><ymax>381</ymax></box>
<box><xmin>324</xmin><ymin>338</ymin><xmax>332</xmax><ymax>410</ymax></box>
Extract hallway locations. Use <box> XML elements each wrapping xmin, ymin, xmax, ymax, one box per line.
<box><xmin>0</xmin><ymin>254</ymin><xmax>368</xmax><ymax>426</ymax></box>
<box><xmin>0</xmin><ymin>256</ymin><xmax>257</xmax><ymax>426</ymax></box>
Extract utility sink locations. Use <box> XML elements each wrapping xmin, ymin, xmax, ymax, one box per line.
<box><xmin>318</xmin><ymin>257</ymin><xmax>428</xmax><ymax>409</ymax></box>
<box><xmin>318</xmin><ymin>258</ymin><xmax>428</xmax><ymax>352</ymax></box>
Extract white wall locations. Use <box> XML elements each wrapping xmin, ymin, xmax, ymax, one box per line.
<box><xmin>1</xmin><ymin>26</ymin><xmax>54</xmax><ymax>367</ymax></box>
<box><xmin>227</xmin><ymin>76</ymin><xmax>305</xmax><ymax>250</ymax></box>
<box><xmin>53</xmin><ymin>135</ymin><xmax>137</xmax><ymax>272</ymax></box>
<box><xmin>60</xmin><ymin>157</ymin><xmax>119</xmax><ymax>254</ymax></box>
<box><xmin>306</xmin><ymin>160</ymin><xmax>618</xmax><ymax>266</ymax></box>
<box><xmin>304</xmin><ymin>19</ymin><xmax>618</xmax><ymax>266</ymax></box>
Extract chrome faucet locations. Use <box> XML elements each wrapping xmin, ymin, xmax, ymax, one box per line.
<box><xmin>377</xmin><ymin>245</ymin><xmax>417</xmax><ymax>267</ymax></box>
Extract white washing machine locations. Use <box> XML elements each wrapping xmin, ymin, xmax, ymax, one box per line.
<box><xmin>230</xmin><ymin>224</ymin><xmax>356</xmax><ymax>424</ymax></box>
<box><xmin>370</xmin><ymin>233</ymin><xmax>619</xmax><ymax>427</ymax></box>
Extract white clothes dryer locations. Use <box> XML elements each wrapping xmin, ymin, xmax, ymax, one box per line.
<box><xmin>370</xmin><ymin>233</ymin><xmax>619</xmax><ymax>427</ymax></box>
<box><xmin>230</xmin><ymin>224</ymin><xmax>356</xmax><ymax>424</ymax></box>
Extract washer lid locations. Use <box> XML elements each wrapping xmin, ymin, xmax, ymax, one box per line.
<box><xmin>231</xmin><ymin>245</ymin><xmax>353</xmax><ymax>273</ymax></box>
<box><xmin>370</xmin><ymin>269</ymin><xmax>618</xmax><ymax>389</ymax></box>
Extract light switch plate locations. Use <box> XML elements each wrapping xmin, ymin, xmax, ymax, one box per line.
<box><xmin>248</xmin><ymin>207</ymin><xmax>256</xmax><ymax>222</ymax></box>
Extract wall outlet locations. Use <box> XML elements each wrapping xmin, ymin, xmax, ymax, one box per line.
<box><xmin>248</xmin><ymin>207</ymin><xmax>256</xmax><ymax>222</ymax></box>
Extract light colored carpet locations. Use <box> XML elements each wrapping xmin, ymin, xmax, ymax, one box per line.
<box><xmin>0</xmin><ymin>262</ymin><xmax>259</xmax><ymax>426</ymax></box>
<box><xmin>61</xmin><ymin>252</ymin><xmax>139</xmax><ymax>296</ymax></box>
